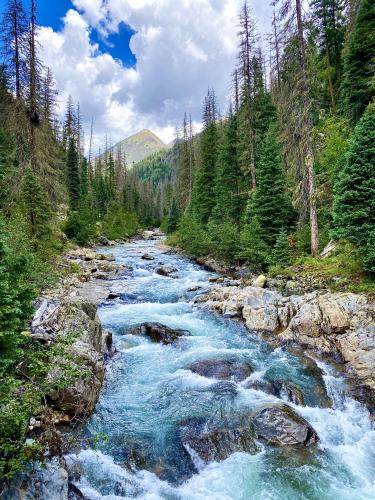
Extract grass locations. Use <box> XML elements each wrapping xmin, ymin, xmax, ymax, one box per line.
<box><xmin>269</xmin><ymin>242</ymin><xmax>375</xmax><ymax>294</ymax></box>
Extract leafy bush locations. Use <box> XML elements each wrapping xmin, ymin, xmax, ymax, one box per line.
<box><xmin>102</xmin><ymin>203</ymin><xmax>139</xmax><ymax>240</ymax></box>
<box><xmin>175</xmin><ymin>213</ymin><xmax>211</xmax><ymax>256</ymax></box>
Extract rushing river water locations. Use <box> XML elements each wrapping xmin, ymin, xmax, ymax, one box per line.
<box><xmin>67</xmin><ymin>237</ymin><xmax>375</xmax><ymax>500</ymax></box>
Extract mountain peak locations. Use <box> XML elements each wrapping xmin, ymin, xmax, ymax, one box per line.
<box><xmin>112</xmin><ymin>129</ymin><xmax>168</xmax><ymax>167</ymax></box>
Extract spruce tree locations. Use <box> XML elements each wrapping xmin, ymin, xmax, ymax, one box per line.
<box><xmin>21</xmin><ymin>167</ymin><xmax>55</xmax><ymax>251</ymax></box>
<box><xmin>332</xmin><ymin>103</ymin><xmax>375</xmax><ymax>271</ymax></box>
<box><xmin>340</xmin><ymin>0</ymin><xmax>375</xmax><ymax>123</ymax></box>
<box><xmin>66</xmin><ymin>137</ymin><xmax>80</xmax><ymax>210</ymax></box>
<box><xmin>248</xmin><ymin>125</ymin><xmax>294</xmax><ymax>246</ymax></box>
<box><xmin>238</xmin><ymin>217</ymin><xmax>269</xmax><ymax>270</ymax></box>
<box><xmin>214</xmin><ymin>108</ymin><xmax>245</xmax><ymax>221</ymax></box>
<box><xmin>80</xmin><ymin>156</ymin><xmax>89</xmax><ymax>198</ymax></box>
<box><xmin>191</xmin><ymin>89</ymin><xmax>219</xmax><ymax>223</ymax></box>
<box><xmin>271</xmin><ymin>229</ymin><xmax>292</xmax><ymax>266</ymax></box>
<box><xmin>167</xmin><ymin>197</ymin><xmax>180</xmax><ymax>233</ymax></box>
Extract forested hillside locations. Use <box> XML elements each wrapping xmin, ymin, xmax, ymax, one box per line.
<box><xmin>165</xmin><ymin>0</ymin><xmax>375</xmax><ymax>287</ymax></box>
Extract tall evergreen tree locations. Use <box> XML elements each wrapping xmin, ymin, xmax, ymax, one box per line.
<box><xmin>332</xmin><ymin>103</ymin><xmax>375</xmax><ymax>271</ymax></box>
<box><xmin>246</xmin><ymin>125</ymin><xmax>294</xmax><ymax>245</ymax></box>
<box><xmin>311</xmin><ymin>0</ymin><xmax>346</xmax><ymax>112</ymax></box>
<box><xmin>21</xmin><ymin>167</ymin><xmax>54</xmax><ymax>251</ymax></box>
<box><xmin>340</xmin><ymin>0</ymin><xmax>375</xmax><ymax>123</ymax></box>
<box><xmin>66</xmin><ymin>137</ymin><xmax>80</xmax><ymax>210</ymax></box>
<box><xmin>191</xmin><ymin>89</ymin><xmax>219</xmax><ymax>223</ymax></box>
<box><xmin>214</xmin><ymin>106</ymin><xmax>245</xmax><ymax>222</ymax></box>
<box><xmin>0</xmin><ymin>0</ymin><xmax>28</xmax><ymax>100</ymax></box>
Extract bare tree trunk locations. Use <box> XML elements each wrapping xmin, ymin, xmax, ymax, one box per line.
<box><xmin>296</xmin><ymin>0</ymin><xmax>319</xmax><ymax>255</ymax></box>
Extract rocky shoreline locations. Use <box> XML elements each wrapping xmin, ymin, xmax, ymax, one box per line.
<box><xmin>194</xmin><ymin>277</ymin><xmax>375</xmax><ymax>415</ymax></box>
<box><xmin>3</xmin><ymin>232</ymin><xmax>374</xmax><ymax>498</ymax></box>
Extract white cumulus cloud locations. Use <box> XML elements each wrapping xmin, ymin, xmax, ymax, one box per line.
<box><xmin>38</xmin><ymin>0</ymin><xmax>272</xmax><ymax>151</ymax></box>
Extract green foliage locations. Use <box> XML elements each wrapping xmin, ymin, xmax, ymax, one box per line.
<box><xmin>64</xmin><ymin>198</ymin><xmax>98</xmax><ymax>246</ymax></box>
<box><xmin>21</xmin><ymin>167</ymin><xmax>58</xmax><ymax>254</ymax></box>
<box><xmin>271</xmin><ymin>229</ymin><xmax>292</xmax><ymax>266</ymax></box>
<box><xmin>238</xmin><ymin>218</ymin><xmax>270</xmax><ymax>271</ymax></box>
<box><xmin>207</xmin><ymin>218</ymin><xmax>240</xmax><ymax>263</ymax></box>
<box><xmin>247</xmin><ymin>125</ymin><xmax>295</xmax><ymax>245</ymax></box>
<box><xmin>102</xmin><ymin>202</ymin><xmax>139</xmax><ymax>240</ymax></box>
<box><xmin>0</xmin><ymin>127</ymin><xmax>15</xmax><ymax>210</ymax></box>
<box><xmin>175</xmin><ymin>213</ymin><xmax>211</xmax><ymax>256</ymax></box>
<box><xmin>191</xmin><ymin>121</ymin><xmax>219</xmax><ymax>223</ymax></box>
<box><xmin>332</xmin><ymin>103</ymin><xmax>375</xmax><ymax>272</ymax></box>
<box><xmin>340</xmin><ymin>0</ymin><xmax>375</xmax><ymax>123</ymax></box>
<box><xmin>66</xmin><ymin>138</ymin><xmax>80</xmax><ymax>210</ymax></box>
<box><xmin>166</xmin><ymin>197</ymin><xmax>180</xmax><ymax>234</ymax></box>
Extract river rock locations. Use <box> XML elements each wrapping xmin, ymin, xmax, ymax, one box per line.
<box><xmin>156</xmin><ymin>266</ymin><xmax>178</xmax><ymax>277</ymax></box>
<box><xmin>3</xmin><ymin>458</ymin><xmax>69</xmax><ymax>500</ymax></box>
<box><xmin>96</xmin><ymin>252</ymin><xmax>115</xmax><ymax>262</ymax></box>
<box><xmin>36</xmin><ymin>300</ymin><xmax>108</xmax><ymax>417</ymax></box>
<box><xmin>253</xmin><ymin>404</ymin><xmax>318</xmax><ymax>446</ymax></box>
<box><xmin>142</xmin><ymin>253</ymin><xmax>155</xmax><ymax>260</ymax></box>
<box><xmin>196</xmin><ymin>285</ymin><xmax>375</xmax><ymax>406</ymax></box>
<box><xmin>187</xmin><ymin>359</ymin><xmax>252</xmax><ymax>381</ymax></box>
<box><xmin>253</xmin><ymin>275</ymin><xmax>267</xmax><ymax>288</ymax></box>
<box><xmin>126</xmin><ymin>322</ymin><xmax>190</xmax><ymax>344</ymax></box>
<box><xmin>179</xmin><ymin>415</ymin><xmax>259</xmax><ymax>464</ymax></box>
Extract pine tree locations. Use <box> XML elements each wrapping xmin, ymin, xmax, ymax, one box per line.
<box><xmin>167</xmin><ymin>197</ymin><xmax>180</xmax><ymax>233</ymax></box>
<box><xmin>248</xmin><ymin>125</ymin><xmax>294</xmax><ymax>246</ymax></box>
<box><xmin>340</xmin><ymin>0</ymin><xmax>375</xmax><ymax>123</ymax></box>
<box><xmin>21</xmin><ymin>167</ymin><xmax>55</xmax><ymax>251</ymax></box>
<box><xmin>214</xmin><ymin>107</ymin><xmax>245</xmax><ymax>221</ymax></box>
<box><xmin>191</xmin><ymin>89</ymin><xmax>219</xmax><ymax>223</ymax></box>
<box><xmin>311</xmin><ymin>0</ymin><xmax>346</xmax><ymax>112</ymax></box>
<box><xmin>0</xmin><ymin>0</ymin><xmax>28</xmax><ymax>100</ymax></box>
<box><xmin>332</xmin><ymin>103</ymin><xmax>375</xmax><ymax>271</ymax></box>
<box><xmin>80</xmin><ymin>156</ymin><xmax>89</xmax><ymax>198</ymax></box>
<box><xmin>238</xmin><ymin>217</ymin><xmax>269</xmax><ymax>270</ymax></box>
<box><xmin>0</xmin><ymin>128</ymin><xmax>15</xmax><ymax>210</ymax></box>
<box><xmin>271</xmin><ymin>229</ymin><xmax>292</xmax><ymax>266</ymax></box>
<box><xmin>66</xmin><ymin>137</ymin><xmax>80</xmax><ymax>210</ymax></box>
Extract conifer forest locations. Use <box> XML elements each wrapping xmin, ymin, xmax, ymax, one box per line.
<box><xmin>0</xmin><ymin>0</ymin><xmax>374</xmax><ymax>498</ymax></box>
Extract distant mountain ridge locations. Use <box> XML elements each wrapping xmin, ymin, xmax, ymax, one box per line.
<box><xmin>110</xmin><ymin>129</ymin><xmax>170</xmax><ymax>167</ymax></box>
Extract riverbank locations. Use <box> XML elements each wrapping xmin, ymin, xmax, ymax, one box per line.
<box><xmin>3</xmin><ymin>231</ymin><xmax>375</xmax><ymax>499</ymax></box>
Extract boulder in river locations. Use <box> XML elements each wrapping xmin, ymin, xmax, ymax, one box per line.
<box><xmin>156</xmin><ymin>266</ymin><xmax>178</xmax><ymax>277</ymax></box>
<box><xmin>244</xmin><ymin>378</ymin><xmax>305</xmax><ymax>406</ymax></box>
<box><xmin>253</xmin><ymin>404</ymin><xmax>318</xmax><ymax>446</ymax></box>
<box><xmin>179</xmin><ymin>415</ymin><xmax>259</xmax><ymax>464</ymax></box>
<box><xmin>126</xmin><ymin>322</ymin><xmax>190</xmax><ymax>344</ymax></box>
<box><xmin>142</xmin><ymin>253</ymin><xmax>155</xmax><ymax>260</ymax></box>
<box><xmin>187</xmin><ymin>359</ymin><xmax>252</xmax><ymax>381</ymax></box>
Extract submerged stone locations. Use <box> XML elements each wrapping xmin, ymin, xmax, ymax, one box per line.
<box><xmin>187</xmin><ymin>359</ymin><xmax>253</xmax><ymax>381</ymax></box>
<box><xmin>126</xmin><ymin>322</ymin><xmax>190</xmax><ymax>344</ymax></box>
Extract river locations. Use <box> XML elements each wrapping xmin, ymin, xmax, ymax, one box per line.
<box><xmin>66</xmin><ymin>237</ymin><xmax>375</xmax><ymax>499</ymax></box>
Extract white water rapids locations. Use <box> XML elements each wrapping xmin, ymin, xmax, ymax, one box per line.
<box><xmin>66</xmin><ymin>238</ymin><xmax>375</xmax><ymax>499</ymax></box>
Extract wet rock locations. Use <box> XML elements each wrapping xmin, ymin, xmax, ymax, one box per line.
<box><xmin>210</xmin><ymin>380</ymin><xmax>238</xmax><ymax>396</ymax></box>
<box><xmin>209</xmin><ymin>277</ymin><xmax>225</xmax><ymax>283</ymax></box>
<box><xmin>126</xmin><ymin>322</ymin><xmax>190</xmax><ymax>344</ymax></box>
<box><xmin>38</xmin><ymin>300</ymin><xmax>109</xmax><ymax>417</ymax></box>
<box><xmin>253</xmin><ymin>275</ymin><xmax>267</xmax><ymax>288</ymax></box>
<box><xmin>244</xmin><ymin>377</ymin><xmax>274</xmax><ymax>393</ymax></box>
<box><xmin>253</xmin><ymin>404</ymin><xmax>318</xmax><ymax>446</ymax></box>
<box><xmin>3</xmin><ymin>457</ymin><xmax>69</xmax><ymax>500</ymax></box>
<box><xmin>188</xmin><ymin>285</ymin><xmax>202</xmax><ymax>292</ymax></box>
<box><xmin>96</xmin><ymin>252</ymin><xmax>115</xmax><ymax>262</ymax></box>
<box><xmin>156</xmin><ymin>266</ymin><xmax>178</xmax><ymax>277</ymax></box>
<box><xmin>107</xmin><ymin>292</ymin><xmax>120</xmax><ymax>300</ymax></box>
<box><xmin>187</xmin><ymin>359</ymin><xmax>252</xmax><ymax>381</ymax></box>
<box><xmin>271</xmin><ymin>381</ymin><xmax>305</xmax><ymax>405</ymax></box>
<box><xmin>179</xmin><ymin>415</ymin><xmax>259</xmax><ymax>464</ymax></box>
<box><xmin>98</xmin><ymin>236</ymin><xmax>110</xmax><ymax>246</ymax></box>
<box><xmin>68</xmin><ymin>482</ymin><xmax>87</xmax><ymax>499</ymax></box>
<box><xmin>142</xmin><ymin>253</ymin><xmax>155</xmax><ymax>260</ymax></box>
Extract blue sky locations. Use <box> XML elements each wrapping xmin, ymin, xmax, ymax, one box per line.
<box><xmin>11</xmin><ymin>0</ymin><xmax>137</xmax><ymax>67</ymax></box>
<box><xmin>0</xmin><ymin>0</ymin><xmax>273</xmax><ymax>147</ymax></box>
